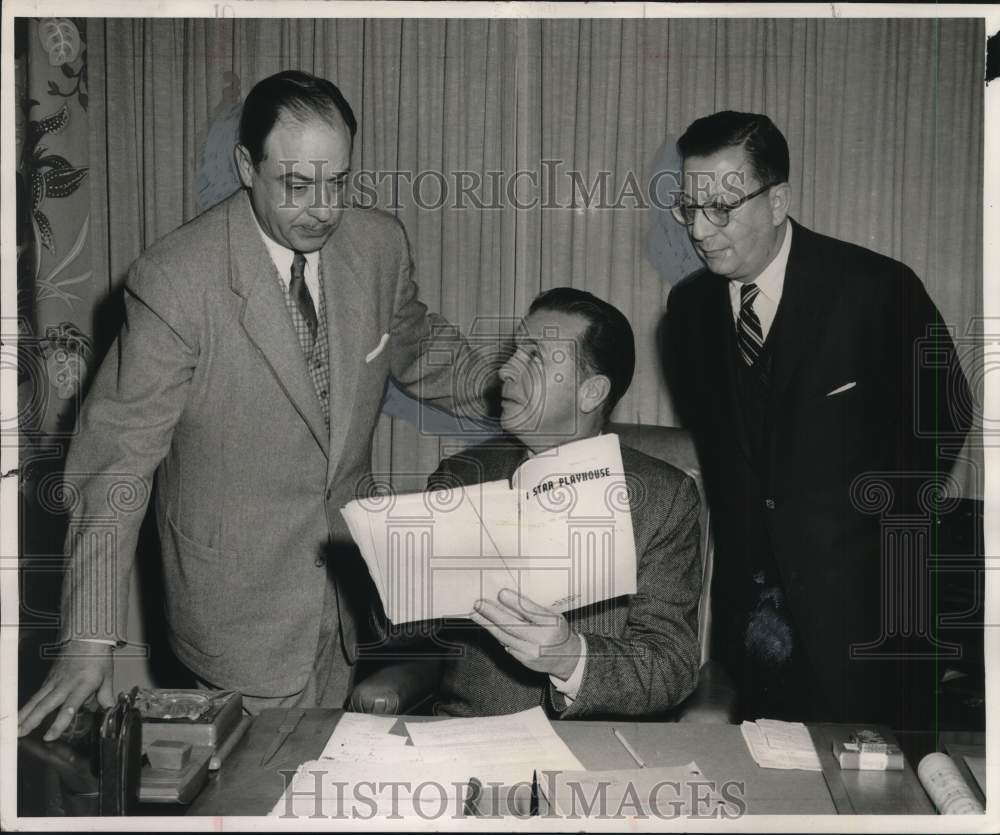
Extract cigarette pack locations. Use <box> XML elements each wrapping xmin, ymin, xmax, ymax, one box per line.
<box><xmin>834</xmin><ymin>730</ymin><xmax>904</xmax><ymax>770</ymax></box>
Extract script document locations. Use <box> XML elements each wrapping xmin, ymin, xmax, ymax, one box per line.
<box><xmin>341</xmin><ymin>433</ymin><xmax>638</xmax><ymax>624</ymax></box>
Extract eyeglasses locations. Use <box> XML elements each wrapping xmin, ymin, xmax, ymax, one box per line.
<box><xmin>670</xmin><ymin>182</ymin><xmax>778</xmax><ymax>228</ymax></box>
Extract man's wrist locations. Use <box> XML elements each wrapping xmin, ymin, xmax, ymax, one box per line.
<box><xmin>66</xmin><ymin>638</ymin><xmax>116</xmax><ymax>652</ymax></box>
<box><xmin>548</xmin><ymin>633</ymin><xmax>585</xmax><ymax>683</ymax></box>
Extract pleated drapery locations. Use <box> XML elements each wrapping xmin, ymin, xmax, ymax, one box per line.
<box><xmin>82</xmin><ymin>17</ymin><xmax>984</xmax><ymax>494</ymax></box>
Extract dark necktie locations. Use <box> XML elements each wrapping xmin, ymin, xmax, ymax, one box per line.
<box><xmin>737</xmin><ymin>283</ymin><xmax>764</xmax><ymax>366</ymax></box>
<box><xmin>290</xmin><ymin>251</ymin><xmax>318</xmax><ymax>346</ymax></box>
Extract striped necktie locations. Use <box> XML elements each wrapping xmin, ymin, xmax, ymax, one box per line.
<box><xmin>737</xmin><ymin>283</ymin><xmax>764</xmax><ymax>366</ymax></box>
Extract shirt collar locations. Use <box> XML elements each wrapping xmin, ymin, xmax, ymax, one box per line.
<box><xmin>246</xmin><ymin>193</ymin><xmax>320</xmax><ymax>280</ymax></box>
<box><xmin>521</xmin><ymin>429</ymin><xmax>604</xmax><ymax>459</ymax></box>
<box><xmin>731</xmin><ymin>220</ymin><xmax>793</xmax><ymax>304</ymax></box>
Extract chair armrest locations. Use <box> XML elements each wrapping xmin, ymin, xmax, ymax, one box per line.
<box><xmin>347</xmin><ymin>658</ymin><xmax>443</xmax><ymax>715</ymax></box>
<box><xmin>675</xmin><ymin>660</ymin><xmax>738</xmax><ymax>724</ymax></box>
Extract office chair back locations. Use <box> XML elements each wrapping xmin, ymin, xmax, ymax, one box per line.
<box><xmin>607</xmin><ymin>423</ymin><xmax>713</xmax><ymax>666</ymax></box>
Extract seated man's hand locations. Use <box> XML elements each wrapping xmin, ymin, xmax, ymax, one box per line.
<box><xmin>18</xmin><ymin>641</ymin><xmax>114</xmax><ymax>741</ymax></box>
<box><xmin>471</xmin><ymin>588</ymin><xmax>582</xmax><ymax>681</ymax></box>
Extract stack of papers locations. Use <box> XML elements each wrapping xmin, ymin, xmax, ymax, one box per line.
<box><xmin>270</xmin><ymin>707</ymin><xmax>584</xmax><ymax>819</ymax></box>
<box><xmin>740</xmin><ymin>719</ymin><xmax>822</xmax><ymax>771</ymax></box>
<box><xmin>318</xmin><ymin>712</ymin><xmax>422</xmax><ymax>763</ymax></box>
<box><xmin>404</xmin><ymin>707</ymin><xmax>584</xmax><ymax>786</ymax></box>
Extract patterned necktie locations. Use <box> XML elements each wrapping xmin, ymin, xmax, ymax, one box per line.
<box><xmin>290</xmin><ymin>251</ymin><xmax>318</xmax><ymax>348</ymax></box>
<box><xmin>737</xmin><ymin>283</ymin><xmax>764</xmax><ymax>366</ymax></box>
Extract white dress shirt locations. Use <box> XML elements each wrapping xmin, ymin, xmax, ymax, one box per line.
<box><xmin>727</xmin><ymin>221</ymin><xmax>793</xmax><ymax>341</ymax></box>
<box><xmin>250</xmin><ymin>200</ymin><xmax>322</xmax><ymax>302</ymax></box>
<box><xmin>551</xmin><ymin>635</ymin><xmax>587</xmax><ymax>703</ymax></box>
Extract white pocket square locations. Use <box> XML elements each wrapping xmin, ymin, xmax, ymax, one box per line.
<box><xmin>365</xmin><ymin>333</ymin><xmax>391</xmax><ymax>364</ymax></box>
<box><xmin>826</xmin><ymin>381</ymin><xmax>856</xmax><ymax>397</ymax></box>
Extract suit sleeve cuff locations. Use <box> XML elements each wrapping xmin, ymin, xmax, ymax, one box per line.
<box><xmin>549</xmin><ymin>635</ymin><xmax>587</xmax><ymax>704</ymax></box>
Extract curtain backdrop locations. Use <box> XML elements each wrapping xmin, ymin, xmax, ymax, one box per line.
<box><xmin>80</xmin><ymin>16</ymin><xmax>984</xmax><ymax>491</ymax></box>
<box><xmin>18</xmin><ymin>16</ymin><xmax>984</xmax><ymax>690</ymax></box>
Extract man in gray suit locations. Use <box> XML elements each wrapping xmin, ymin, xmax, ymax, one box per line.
<box><xmin>19</xmin><ymin>71</ymin><xmax>482</xmax><ymax>739</ymax></box>
<box><xmin>428</xmin><ymin>288</ymin><xmax>702</xmax><ymax>718</ymax></box>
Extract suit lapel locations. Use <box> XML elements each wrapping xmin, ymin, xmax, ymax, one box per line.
<box><xmin>322</xmin><ymin>215</ymin><xmax>371</xmax><ymax>477</ymax></box>
<box><xmin>705</xmin><ymin>277</ymin><xmax>754</xmax><ymax>465</ymax></box>
<box><xmin>226</xmin><ymin>195</ymin><xmax>330</xmax><ymax>456</ymax></box>
<box><xmin>765</xmin><ymin>221</ymin><xmax>833</xmax><ymax>422</ymax></box>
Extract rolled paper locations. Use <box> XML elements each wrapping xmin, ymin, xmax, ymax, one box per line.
<box><xmin>917</xmin><ymin>753</ymin><xmax>984</xmax><ymax>814</ymax></box>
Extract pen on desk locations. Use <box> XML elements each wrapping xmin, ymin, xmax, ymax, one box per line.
<box><xmin>612</xmin><ymin>728</ymin><xmax>646</xmax><ymax>768</ymax></box>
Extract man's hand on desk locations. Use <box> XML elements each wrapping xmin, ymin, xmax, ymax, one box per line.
<box><xmin>17</xmin><ymin>640</ymin><xmax>114</xmax><ymax>741</ymax></box>
<box><xmin>471</xmin><ymin>588</ymin><xmax>583</xmax><ymax>681</ymax></box>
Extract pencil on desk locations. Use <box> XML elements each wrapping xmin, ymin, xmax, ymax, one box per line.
<box><xmin>210</xmin><ymin>714</ymin><xmax>252</xmax><ymax>770</ymax></box>
<box><xmin>612</xmin><ymin>728</ymin><xmax>646</xmax><ymax>768</ymax></box>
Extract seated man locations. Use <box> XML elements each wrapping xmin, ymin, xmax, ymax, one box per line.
<box><xmin>428</xmin><ymin>287</ymin><xmax>702</xmax><ymax>718</ymax></box>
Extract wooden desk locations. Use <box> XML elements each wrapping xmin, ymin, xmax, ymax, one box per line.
<box><xmin>187</xmin><ymin>711</ymin><xmax>932</xmax><ymax>816</ymax></box>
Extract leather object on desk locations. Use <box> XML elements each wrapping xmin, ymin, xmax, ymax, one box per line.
<box><xmin>348</xmin><ymin>423</ymin><xmax>737</xmax><ymax>723</ymax></box>
<box><xmin>98</xmin><ymin>687</ymin><xmax>143</xmax><ymax>815</ymax></box>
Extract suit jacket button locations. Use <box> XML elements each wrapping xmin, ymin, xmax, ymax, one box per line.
<box><xmin>326</xmin><ymin>488</ymin><xmax>333</xmax><ymax>501</ymax></box>
<box><xmin>764</xmin><ymin>498</ymin><xmax>776</xmax><ymax>510</ymax></box>
<box><xmin>315</xmin><ymin>556</ymin><xmax>326</xmax><ymax>567</ymax></box>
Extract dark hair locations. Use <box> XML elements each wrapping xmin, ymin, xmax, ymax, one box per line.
<box><xmin>239</xmin><ymin>70</ymin><xmax>357</xmax><ymax>166</ymax></box>
<box><xmin>528</xmin><ymin>287</ymin><xmax>635</xmax><ymax>419</ymax></box>
<box><xmin>677</xmin><ymin>111</ymin><xmax>789</xmax><ymax>187</ymax></box>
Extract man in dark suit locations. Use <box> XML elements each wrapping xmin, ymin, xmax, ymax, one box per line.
<box><xmin>19</xmin><ymin>71</ymin><xmax>483</xmax><ymax>739</ymax></box>
<box><xmin>662</xmin><ymin>111</ymin><xmax>971</xmax><ymax>727</ymax></box>
<box><xmin>427</xmin><ymin>288</ymin><xmax>703</xmax><ymax>718</ymax></box>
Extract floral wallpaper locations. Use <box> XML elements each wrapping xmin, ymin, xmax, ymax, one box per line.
<box><xmin>16</xmin><ymin>17</ymin><xmax>95</xmax><ymax>695</ymax></box>
<box><xmin>16</xmin><ymin>17</ymin><xmax>93</xmax><ymax>444</ymax></box>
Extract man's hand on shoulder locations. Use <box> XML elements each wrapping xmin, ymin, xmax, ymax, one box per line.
<box><xmin>17</xmin><ymin>640</ymin><xmax>114</xmax><ymax>741</ymax></box>
<box><xmin>471</xmin><ymin>588</ymin><xmax>582</xmax><ymax>681</ymax></box>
